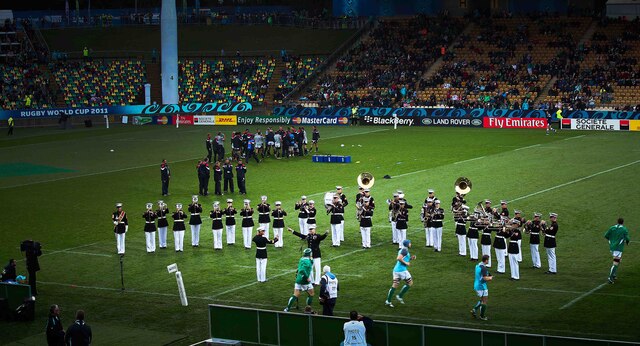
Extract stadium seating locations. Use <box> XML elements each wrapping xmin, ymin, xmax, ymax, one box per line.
<box><xmin>0</xmin><ymin>63</ymin><xmax>51</xmax><ymax>110</ymax></box>
<box><xmin>274</xmin><ymin>56</ymin><xmax>323</xmax><ymax>104</ymax></box>
<box><xmin>52</xmin><ymin>59</ymin><xmax>146</xmax><ymax>107</ymax></box>
<box><xmin>179</xmin><ymin>58</ymin><xmax>275</xmax><ymax>104</ymax></box>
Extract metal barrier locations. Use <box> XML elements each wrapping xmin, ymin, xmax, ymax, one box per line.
<box><xmin>208</xmin><ymin>304</ymin><xmax>637</xmax><ymax>346</ymax></box>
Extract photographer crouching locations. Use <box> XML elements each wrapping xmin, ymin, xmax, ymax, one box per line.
<box><xmin>20</xmin><ymin>240</ymin><xmax>42</xmax><ymax>296</ymax></box>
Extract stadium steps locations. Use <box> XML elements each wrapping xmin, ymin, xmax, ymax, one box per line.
<box><xmin>533</xmin><ymin>76</ymin><xmax>558</xmax><ymax>106</ymax></box>
<box><xmin>263</xmin><ymin>59</ymin><xmax>285</xmax><ymax>108</ymax></box>
<box><xmin>421</xmin><ymin>22</ymin><xmax>474</xmax><ymax>81</ymax></box>
<box><xmin>36</xmin><ymin>64</ymin><xmax>64</xmax><ymax>108</ymax></box>
<box><xmin>146</xmin><ymin>62</ymin><xmax>162</xmax><ymax>104</ymax></box>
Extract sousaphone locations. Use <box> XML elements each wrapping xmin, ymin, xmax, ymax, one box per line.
<box><xmin>454</xmin><ymin>177</ymin><xmax>472</xmax><ymax>195</ymax></box>
<box><xmin>357</xmin><ymin>172</ymin><xmax>375</xmax><ymax>189</ymax></box>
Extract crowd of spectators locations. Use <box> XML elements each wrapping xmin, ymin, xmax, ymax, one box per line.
<box><xmin>0</xmin><ymin>61</ymin><xmax>52</xmax><ymax>110</ymax></box>
<box><xmin>274</xmin><ymin>55</ymin><xmax>323</xmax><ymax>104</ymax></box>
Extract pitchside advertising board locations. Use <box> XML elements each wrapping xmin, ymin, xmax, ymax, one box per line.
<box><xmin>359</xmin><ymin>115</ymin><xmax>483</xmax><ymax>127</ymax></box>
<box><xmin>483</xmin><ymin>117</ymin><xmax>547</xmax><ymax>129</ymax></box>
<box><xmin>560</xmin><ymin>118</ymin><xmax>634</xmax><ymax>131</ymax></box>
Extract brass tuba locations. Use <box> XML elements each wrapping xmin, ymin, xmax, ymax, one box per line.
<box><xmin>357</xmin><ymin>172</ymin><xmax>375</xmax><ymax>189</ymax></box>
<box><xmin>454</xmin><ymin>177</ymin><xmax>472</xmax><ymax>195</ymax></box>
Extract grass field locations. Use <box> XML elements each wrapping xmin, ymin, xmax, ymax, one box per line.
<box><xmin>0</xmin><ymin>124</ymin><xmax>639</xmax><ymax>345</ymax></box>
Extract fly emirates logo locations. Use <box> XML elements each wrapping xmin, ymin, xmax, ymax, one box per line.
<box><xmin>483</xmin><ymin>117</ymin><xmax>547</xmax><ymax>129</ymax></box>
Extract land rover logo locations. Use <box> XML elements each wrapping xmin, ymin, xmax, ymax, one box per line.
<box><xmin>472</xmin><ymin>119</ymin><xmax>482</xmax><ymax>126</ymax></box>
<box><xmin>422</xmin><ymin>118</ymin><xmax>432</xmax><ymax>125</ymax></box>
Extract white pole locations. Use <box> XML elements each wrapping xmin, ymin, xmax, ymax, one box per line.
<box><xmin>392</xmin><ymin>113</ymin><xmax>398</xmax><ymax>130</ymax></box>
<box><xmin>175</xmin><ymin>271</ymin><xmax>188</xmax><ymax>306</ymax></box>
<box><xmin>105</xmin><ymin>115</ymin><xmax>109</xmax><ymax>129</ymax></box>
<box><xmin>176</xmin><ymin>115</ymin><xmax>179</xmax><ymax>128</ymax></box>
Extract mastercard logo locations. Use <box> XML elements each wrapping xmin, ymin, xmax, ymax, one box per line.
<box><xmin>292</xmin><ymin>117</ymin><xmax>302</xmax><ymax>124</ymax></box>
<box><xmin>338</xmin><ymin>117</ymin><xmax>349</xmax><ymax>125</ymax></box>
<box><xmin>158</xmin><ymin>116</ymin><xmax>168</xmax><ymax>125</ymax></box>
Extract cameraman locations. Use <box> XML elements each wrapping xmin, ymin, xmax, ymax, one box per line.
<box><xmin>22</xmin><ymin>240</ymin><xmax>42</xmax><ymax>296</ymax></box>
<box><xmin>319</xmin><ymin>265</ymin><xmax>338</xmax><ymax>316</ymax></box>
<box><xmin>1</xmin><ymin>259</ymin><xmax>17</xmax><ymax>282</ymax></box>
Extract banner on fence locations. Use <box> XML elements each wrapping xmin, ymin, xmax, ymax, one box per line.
<box><xmin>483</xmin><ymin>117</ymin><xmax>547</xmax><ymax>129</ymax></box>
<box><xmin>194</xmin><ymin>115</ymin><xmax>215</xmax><ymax>125</ymax></box>
<box><xmin>560</xmin><ymin>119</ymin><xmax>629</xmax><ymax>131</ymax></box>
<box><xmin>237</xmin><ymin>116</ymin><xmax>291</xmax><ymax>125</ymax></box>
<box><xmin>214</xmin><ymin>115</ymin><xmax>238</xmax><ymax>125</ymax></box>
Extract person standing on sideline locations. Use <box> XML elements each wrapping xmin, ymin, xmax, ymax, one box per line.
<box><xmin>272</xmin><ymin>201</ymin><xmax>287</xmax><ymax>248</ymax></box>
<box><xmin>222</xmin><ymin>159</ymin><xmax>234</xmax><ymax>194</ymax></box>
<box><xmin>215</xmin><ymin>132</ymin><xmax>226</xmax><ymax>161</ymax></box>
<box><xmin>240</xmin><ymin>199</ymin><xmax>255</xmax><ymax>249</ymax></box>
<box><xmin>284</xmin><ymin>248</ymin><xmax>314</xmax><ymax>312</ymax></box>
<box><xmin>253</xmin><ymin>227</ymin><xmax>278</xmax><ymax>282</ymax></box>
<box><xmin>64</xmin><ymin>310</ymin><xmax>92</xmax><ymax>346</ymax></box>
<box><xmin>289</xmin><ymin>225</ymin><xmax>328</xmax><ymax>285</ymax></box>
<box><xmin>142</xmin><ymin>203</ymin><xmax>157</xmax><ymax>253</ymax></box>
<box><xmin>213</xmin><ymin>161</ymin><xmax>222</xmax><ymax>195</ymax></box>
<box><xmin>257</xmin><ymin>196</ymin><xmax>271</xmax><ymax>238</ymax></box>
<box><xmin>198</xmin><ymin>159</ymin><xmax>210</xmax><ymax>196</ymax></box>
<box><xmin>172</xmin><ymin>203</ymin><xmax>187</xmax><ymax>252</ymax></box>
<box><xmin>224</xmin><ymin>199</ymin><xmax>237</xmax><ymax>245</ymax></box>
<box><xmin>544</xmin><ymin>213</ymin><xmax>559</xmax><ymax>274</ymax></box>
<box><xmin>311</xmin><ymin>125</ymin><xmax>320</xmax><ymax>152</ymax></box>
<box><xmin>320</xmin><ymin>265</ymin><xmax>338</xmax><ymax>316</ymax></box>
<box><xmin>210</xmin><ymin>202</ymin><xmax>224</xmax><ymax>250</ymax></box>
<box><xmin>295</xmin><ymin>196</ymin><xmax>309</xmax><ymax>235</ymax></box>
<box><xmin>206</xmin><ymin>133</ymin><xmax>214</xmax><ymax>162</ymax></box>
<box><xmin>236</xmin><ymin>160</ymin><xmax>247</xmax><ymax>194</ymax></box>
<box><xmin>508</xmin><ymin>220</ymin><xmax>521</xmax><ymax>281</ymax></box>
<box><xmin>112</xmin><ymin>203</ymin><xmax>128</xmax><ymax>255</ymax></box>
<box><xmin>188</xmin><ymin>195</ymin><xmax>203</xmax><ymax>247</ymax></box>
<box><xmin>605</xmin><ymin>218</ymin><xmax>630</xmax><ymax>284</ymax></box>
<box><xmin>160</xmin><ymin>159</ymin><xmax>170</xmax><ymax>196</ymax></box>
<box><xmin>46</xmin><ymin>304</ymin><xmax>65</xmax><ymax>345</ymax></box>
<box><xmin>471</xmin><ymin>255</ymin><xmax>493</xmax><ymax>321</ymax></box>
<box><xmin>385</xmin><ymin>239</ymin><xmax>415</xmax><ymax>307</ymax></box>
<box><xmin>7</xmin><ymin>116</ymin><xmax>14</xmax><ymax>135</ymax></box>
<box><xmin>341</xmin><ymin>311</ymin><xmax>371</xmax><ymax>346</ymax></box>
<box><xmin>156</xmin><ymin>201</ymin><xmax>169</xmax><ymax>249</ymax></box>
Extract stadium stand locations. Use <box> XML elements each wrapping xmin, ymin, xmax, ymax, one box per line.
<box><xmin>274</xmin><ymin>55</ymin><xmax>324</xmax><ymax>104</ymax></box>
<box><xmin>51</xmin><ymin>59</ymin><xmax>146</xmax><ymax>107</ymax></box>
<box><xmin>0</xmin><ymin>62</ymin><xmax>52</xmax><ymax>110</ymax></box>
<box><xmin>179</xmin><ymin>58</ymin><xmax>275</xmax><ymax>104</ymax></box>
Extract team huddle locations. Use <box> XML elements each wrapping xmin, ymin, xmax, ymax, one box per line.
<box><xmin>111</xmin><ymin>176</ymin><xmax>631</xmax><ymax>320</ymax></box>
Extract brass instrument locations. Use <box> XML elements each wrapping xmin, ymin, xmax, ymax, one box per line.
<box><xmin>454</xmin><ymin>177</ymin><xmax>472</xmax><ymax>195</ymax></box>
<box><xmin>357</xmin><ymin>172</ymin><xmax>375</xmax><ymax>189</ymax></box>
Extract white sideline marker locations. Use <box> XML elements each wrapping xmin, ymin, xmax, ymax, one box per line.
<box><xmin>559</xmin><ymin>282</ymin><xmax>608</xmax><ymax>310</ymax></box>
<box><xmin>167</xmin><ymin>263</ymin><xmax>188</xmax><ymax>306</ymax></box>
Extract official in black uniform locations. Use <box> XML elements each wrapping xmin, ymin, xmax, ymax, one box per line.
<box><xmin>544</xmin><ymin>213</ymin><xmax>559</xmax><ymax>274</ymax></box>
<box><xmin>142</xmin><ymin>203</ymin><xmax>157</xmax><ymax>253</ymax></box>
<box><xmin>240</xmin><ymin>199</ymin><xmax>255</xmax><ymax>249</ymax></box>
<box><xmin>46</xmin><ymin>304</ymin><xmax>65</xmax><ymax>346</ymax></box>
<box><xmin>160</xmin><ymin>159</ymin><xmax>170</xmax><ymax>196</ymax></box>
<box><xmin>206</xmin><ymin>133</ymin><xmax>214</xmax><ymax>162</ymax></box>
<box><xmin>210</xmin><ymin>202</ymin><xmax>224</xmax><ymax>250</ymax></box>
<box><xmin>112</xmin><ymin>203</ymin><xmax>128</xmax><ymax>255</ymax></box>
<box><xmin>328</xmin><ymin>195</ymin><xmax>344</xmax><ymax>247</ymax></box>
<box><xmin>525</xmin><ymin>213</ymin><xmax>543</xmax><ymax>268</ymax></box>
<box><xmin>172</xmin><ymin>203</ymin><xmax>187</xmax><ymax>252</ymax></box>
<box><xmin>22</xmin><ymin>240</ymin><xmax>42</xmax><ymax>295</ymax></box>
<box><xmin>290</xmin><ymin>225</ymin><xmax>328</xmax><ymax>285</ymax></box>
<box><xmin>358</xmin><ymin>197</ymin><xmax>374</xmax><ymax>249</ymax></box>
<box><xmin>224</xmin><ymin>199</ymin><xmax>237</xmax><ymax>245</ymax></box>
<box><xmin>253</xmin><ymin>227</ymin><xmax>278</xmax><ymax>282</ymax></box>
<box><xmin>257</xmin><ymin>196</ymin><xmax>271</xmax><ymax>239</ymax></box>
<box><xmin>198</xmin><ymin>159</ymin><xmax>211</xmax><ymax>196</ymax></box>
<box><xmin>156</xmin><ymin>201</ymin><xmax>169</xmax><ymax>249</ymax></box>
<box><xmin>272</xmin><ymin>201</ymin><xmax>287</xmax><ymax>248</ymax></box>
<box><xmin>213</xmin><ymin>161</ymin><xmax>222</xmax><ymax>195</ymax></box>
<box><xmin>222</xmin><ymin>159</ymin><xmax>234</xmax><ymax>194</ymax></box>
<box><xmin>493</xmin><ymin>226</ymin><xmax>509</xmax><ymax>274</ymax></box>
<box><xmin>188</xmin><ymin>195</ymin><xmax>203</xmax><ymax>247</ymax></box>
<box><xmin>236</xmin><ymin>160</ymin><xmax>247</xmax><ymax>195</ymax></box>
<box><xmin>508</xmin><ymin>221</ymin><xmax>522</xmax><ymax>280</ymax></box>
<box><xmin>311</xmin><ymin>125</ymin><xmax>320</xmax><ymax>152</ymax></box>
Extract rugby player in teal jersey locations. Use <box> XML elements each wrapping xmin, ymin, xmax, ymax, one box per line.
<box><xmin>385</xmin><ymin>239</ymin><xmax>416</xmax><ymax>307</ymax></box>
<box><xmin>471</xmin><ymin>255</ymin><xmax>493</xmax><ymax>320</ymax></box>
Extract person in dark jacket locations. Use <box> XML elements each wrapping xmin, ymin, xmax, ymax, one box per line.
<box><xmin>1</xmin><ymin>259</ymin><xmax>17</xmax><ymax>282</ymax></box>
<box><xmin>46</xmin><ymin>304</ymin><xmax>65</xmax><ymax>346</ymax></box>
<box><xmin>64</xmin><ymin>310</ymin><xmax>91</xmax><ymax>346</ymax></box>
<box><xmin>213</xmin><ymin>161</ymin><xmax>222</xmax><ymax>195</ymax></box>
<box><xmin>236</xmin><ymin>160</ymin><xmax>247</xmax><ymax>194</ymax></box>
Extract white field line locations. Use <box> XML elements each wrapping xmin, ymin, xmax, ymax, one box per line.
<box><xmin>563</xmin><ymin>134</ymin><xmax>586</xmax><ymax>141</ymax></box>
<box><xmin>16</xmin><ymin>241</ymin><xmax>103</xmax><ymax>263</ymax></box>
<box><xmin>559</xmin><ymin>282</ymin><xmax>609</xmax><ymax>310</ymax></box>
<box><xmin>518</xmin><ymin>287</ymin><xmax>640</xmax><ymax>299</ymax></box>
<box><xmin>509</xmin><ymin>159</ymin><xmax>640</xmax><ymax>203</ymax></box>
<box><xmin>232</xmin><ymin>265</ymin><xmax>362</xmax><ymax>277</ymax></box>
<box><xmin>0</xmin><ymin>129</ymin><xmax>387</xmax><ymax>190</ymax></box>
<box><xmin>393</xmin><ymin>169</ymin><xmax>428</xmax><ymax>178</ymax></box>
<box><xmin>514</xmin><ymin>143</ymin><xmax>541</xmax><ymax>151</ymax></box>
<box><xmin>453</xmin><ymin>156</ymin><xmax>485</xmax><ymax>165</ymax></box>
<box><xmin>60</xmin><ymin>250</ymin><xmax>113</xmax><ymax>257</ymax></box>
<box><xmin>323</xmin><ymin>128</ymin><xmax>390</xmax><ymax>140</ymax></box>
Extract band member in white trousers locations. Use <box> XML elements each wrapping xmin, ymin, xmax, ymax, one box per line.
<box><xmin>257</xmin><ymin>196</ymin><xmax>271</xmax><ymax>239</ymax></box>
<box><xmin>493</xmin><ymin>227</ymin><xmax>509</xmax><ymax>273</ymax></box>
<box><xmin>172</xmin><ymin>203</ymin><xmax>187</xmax><ymax>252</ymax></box>
<box><xmin>544</xmin><ymin>213</ymin><xmax>559</xmax><ymax>274</ymax></box>
<box><xmin>240</xmin><ymin>199</ymin><xmax>255</xmax><ymax>249</ymax></box>
<box><xmin>253</xmin><ymin>227</ymin><xmax>277</xmax><ymax>282</ymax></box>
<box><xmin>358</xmin><ymin>198</ymin><xmax>373</xmax><ymax>248</ymax></box>
<box><xmin>431</xmin><ymin>200</ymin><xmax>445</xmax><ymax>252</ymax></box>
<box><xmin>156</xmin><ymin>201</ymin><xmax>169</xmax><ymax>249</ymax></box>
<box><xmin>295</xmin><ymin>196</ymin><xmax>309</xmax><ymax>235</ymax></box>
<box><xmin>223</xmin><ymin>199</ymin><xmax>237</xmax><ymax>245</ymax></box>
<box><xmin>188</xmin><ymin>196</ymin><xmax>203</xmax><ymax>247</ymax></box>
<box><xmin>508</xmin><ymin>221</ymin><xmax>522</xmax><ymax>280</ymax></box>
<box><xmin>112</xmin><ymin>203</ymin><xmax>128</xmax><ymax>255</ymax></box>
<box><xmin>210</xmin><ymin>202</ymin><xmax>224</xmax><ymax>250</ymax></box>
<box><xmin>328</xmin><ymin>194</ymin><xmax>344</xmax><ymax>247</ymax></box>
<box><xmin>272</xmin><ymin>201</ymin><xmax>287</xmax><ymax>248</ymax></box>
<box><xmin>142</xmin><ymin>203</ymin><xmax>157</xmax><ymax>253</ymax></box>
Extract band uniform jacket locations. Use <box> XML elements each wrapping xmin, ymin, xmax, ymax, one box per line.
<box><xmin>508</xmin><ymin>229</ymin><xmax>522</xmax><ymax>254</ymax></box>
<box><xmin>525</xmin><ymin>220</ymin><xmax>542</xmax><ymax>245</ymax></box>
<box><xmin>142</xmin><ymin>210</ymin><xmax>157</xmax><ymax>232</ymax></box>
<box><xmin>240</xmin><ymin>208</ymin><xmax>255</xmax><ymax>227</ymax></box>
<box><xmin>454</xmin><ymin>215</ymin><xmax>467</xmax><ymax>235</ymax></box>
<box><xmin>156</xmin><ymin>207</ymin><xmax>169</xmax><ymax>228</ymax></box>
<box><xmin>544</xmin><ymin>221</ymin><xmax>558</xmax><ymax>248</ymax></box>
<box><xmin>328</xmin><ymin>204</ymin><xmax>344</xmax><ymax>224</ymax></box>
<box><xmin>172</xmin><ymin>211</ymin><xmax>187</xmax><ymax>231</ymax></box>
<box><xmin>222</xmin><ymin>164</ymin><xmax>234</xmax><ymax>179</ymax></box>
<box><xmin>295</xmin><ymin>202</ymin><xmax>309</xmax><ymax>218</ymax></box>
<box><xmin>467</xmin><ymin>222</ymin><xmax>479</xmax><ymax>239</ymax></box>
<box><xmin>339</xmin><ymin>193</ymin><xmax>349</xmax><ymax>207</ymax></box>
<box><xmin>257</xmin><ymin>203</ymin><xmax>271</xmax><ymax>223</ymax></box>
<box><xmin>253</xmin><ymin>235</ymin><xmax>276</xmax><ymax>259</ymax></box>
<box><xmin>271</xmin><ymin>209</ymin><xmax>287</xmax><ymax>228</ymax></box>
<box><xmin>292</xmin><ymin>230</ymin><xmax>327</xmax><ymax>258</ymax></box>
<box><xmin>236</xmin><ymin>164</ymin><xmax>246</xmax><ymax>180</ymax></box>
<box><xmin>359</xmin><ymin>207</ymin><xmax>374</xmax><ymax>228</ymax></box>
<box><xmin>210</xmin><ymin>210</ymin><xmax>224</xmax><ymax>229</ymax></box>
<box><xmin>432</xmin><ymin>208</ymin><xmax>445</xmax><ymax>228</ymax></box>
<box><xmin>112</xmin><ymin>211</ymin><xmax>128</xmax><ymax>234</ymax></box>
<box><xmin>224</xmin><ymin>207</ymin><xmax>237</xmax><ymax>226</ymax></box>
<box><xmin>188</xmin><ymin>203</ymin><xmax>203</xmax><ymax>225</ymax></box>
<box><xmin>493</xmin><ymin>227</ymin><xmax>509</xmax><ymax>249</ymax></box>
<box><xmin>480</xmin><ymin>223</ymin><xmax>492</xmax><ymax>245</ymax></box>
<box><xmin>499</xmin><ymin>208</ymin><xmax>509</xmax><ymax>219</ymax></box>
<box><xmin>306</xmin><ymin>206</ymin><xmax>317</xmax><ymax>225</ymax></box>
<box><xmin>213</xmin><ymin>166</ymin><xmax>222</xmax><ymax>182</ymax></box>
<box><xmin>395</xmin><ymin>208</ymin><xmax>409</xmax><ymax>230</ymax></box>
